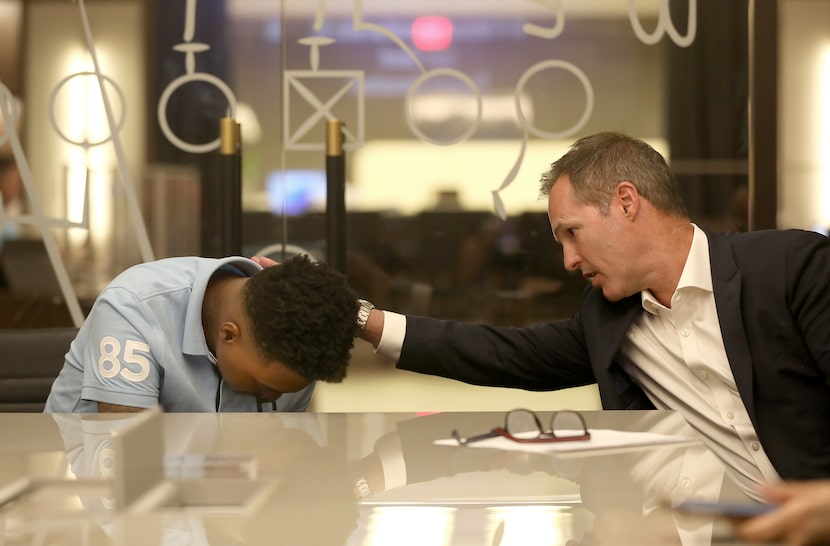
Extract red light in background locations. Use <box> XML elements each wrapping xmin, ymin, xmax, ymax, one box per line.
<box><xmin>412</xmin><ymin>16</ymin><xmax>453</xmax><ymax>52</ymax></box>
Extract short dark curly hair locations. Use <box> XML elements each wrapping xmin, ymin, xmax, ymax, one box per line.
<box><xmin>242</xmin><ymin>254</ymin><xmax>358</xmax><ymax>382</ymax></box>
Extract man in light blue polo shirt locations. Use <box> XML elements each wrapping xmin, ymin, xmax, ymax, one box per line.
<box><xmin>45</xmin><ymin>254</ymin><xmax>359</xmax><ymax>413</ymax></box>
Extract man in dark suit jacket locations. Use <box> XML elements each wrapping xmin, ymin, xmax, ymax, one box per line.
<box><xmin>356</xmin><ymin>132</ymin><xmax>830</xmax><ymax>487</ymax></box>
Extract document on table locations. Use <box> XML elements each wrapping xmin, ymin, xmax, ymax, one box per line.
<box><xmin>434</xmin><ymin>429</ymin><xmax>701</xmax><ymax>457</ymax></box>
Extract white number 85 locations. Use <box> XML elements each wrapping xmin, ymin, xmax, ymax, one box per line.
<box><xmin>98</xmin><ymin>336</ymin><xmax>151</xmax><ymax>382</ymax></box>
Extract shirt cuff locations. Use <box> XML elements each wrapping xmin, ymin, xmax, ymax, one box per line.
<box><xmin>377</xmin><ymin>311</ymin><xmax>406</xmax><ymax>362</ymax></box>
<box><xmin>375</xmin><ymin>432</ymin><xmax>407</xmax><ymax>490</ymax></box>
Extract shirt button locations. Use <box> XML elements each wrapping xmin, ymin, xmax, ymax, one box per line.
<box><xmin>681</xmin><ymin>328</ymin><xmax>690</xmax><ymax>337</ymax></box>
<box><xmin>699</xmin><ymin>370</ymin><xmax>709</xmax><ymax>380</ymax></box>
<box><xmin>726</xmin><ymin>411</ymin><xmax>735</xmax><ymax>420</ymax></box>
<box><xmin>751</xmin><ymin>442</ymin><xmax>761</xmax><ymax>451</ymax></box>
<box><xmin>681</xmin><ymin>477</ymin><xmax>691</xmax><ymax>487</ymax></box>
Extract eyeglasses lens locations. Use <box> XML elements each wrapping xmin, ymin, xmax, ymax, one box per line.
<box><xmin>505</xmin><ymin>409</ymin><xmax>544</xmax><ymax>439</ymax></box>
<box><xmin>550</xmin><ymin>411</ymin><xmax>587</xmax><ymax>439</ymax></box>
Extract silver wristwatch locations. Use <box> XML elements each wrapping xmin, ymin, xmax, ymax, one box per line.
<box><xmin>356</xmin><ymin>299</ymin><xmax>374</xmax><ymax>333</ymax></box>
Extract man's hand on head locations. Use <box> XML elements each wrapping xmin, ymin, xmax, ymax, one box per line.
<box><xmin>251</xmin><ymin>256</ymin><xmax>279</xmax><ymax>268</ymax></box>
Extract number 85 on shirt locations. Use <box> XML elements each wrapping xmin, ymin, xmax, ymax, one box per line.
<box><xmin>98</xmin><ymin>336</ymin><xmax>152</xmax><ymax>382</ymax></box>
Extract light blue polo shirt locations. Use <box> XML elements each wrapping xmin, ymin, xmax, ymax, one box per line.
<box><xmin>45</xmin><ymin>256</ymin><xmax>315</xmax><ymax>413</ymax></box>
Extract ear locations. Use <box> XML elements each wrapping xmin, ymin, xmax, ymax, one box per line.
<box><xmin>615</xmin><ymin>181</ymin><xmax>639</xmax><ymax>219</ymax></box>
<box><xmin>219</xmin><ymin>321</ymin><xmax>241</xmax><ymax>344</ymax></box>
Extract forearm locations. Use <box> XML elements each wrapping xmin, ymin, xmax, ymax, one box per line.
<box><xmin>397</xmin><ymin>316</ymin><xmax>593</xmax><ymax>390</ymax></box>
<box><xmin>97</xmin><ymin>402</ymin><xmax>143</xmax><ymax>413</ymax></box>
<box><xmin>358</xmin><ymin>308</ymin><xmax>384</xmax><ymax>349</ymax></box>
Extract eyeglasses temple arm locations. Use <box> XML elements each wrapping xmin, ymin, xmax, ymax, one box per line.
<box><xmin>451</xmin><ymin>429</ymin><xmax>501</xmax><ymax>446</ymax></box>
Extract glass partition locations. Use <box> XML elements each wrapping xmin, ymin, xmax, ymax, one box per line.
<box><xmin>225</xmin><ymin>0</ymin><xmax>750</xmax><ymax>324</ymax></box>
<box><xmin>2</xmin><ymin>0</ymin><xmax>755</xmax><ymax>328</ymax></box>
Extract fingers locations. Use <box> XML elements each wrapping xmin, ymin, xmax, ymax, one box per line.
<box><xmin>736</xmin><ymin>501</ymin><xmax>797</xmax><ymax>543</ymax></box>
<box><xmin>250</xmin><ymin>256</ymin><xmax>279</xmax><ymax>268</ymax></box>
<box><xmin>758</xmin><ymin>481</ymin><xmax>805</xmax><ymax>503</ymax></box>
<box><xmin>737</xmin><ymin>481</ymin><xmax>830</xmax><ymax>545</ymax></box>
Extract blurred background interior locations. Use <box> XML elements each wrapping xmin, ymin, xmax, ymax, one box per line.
<box><xmin>0</xmin><ymin>0</ymin><xmax>828</xmax><ymax>412</ymax></box>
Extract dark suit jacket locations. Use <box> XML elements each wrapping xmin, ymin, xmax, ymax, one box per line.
<box><xmin>398</xmin><ymin>228</ymin><xmax>830</xmax><ymax>479</ymax></box>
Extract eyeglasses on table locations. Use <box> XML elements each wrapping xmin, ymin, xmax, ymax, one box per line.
<box><xmin>451</xmin><ymin>408</ymin><xmax>591</xmax><ymax>446</ymax></box>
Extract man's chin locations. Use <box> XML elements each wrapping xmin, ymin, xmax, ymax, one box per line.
<box><xmin>600</xmin><ymin>287</ymin><xmax>624</xmax><ymax>302</ymax></box>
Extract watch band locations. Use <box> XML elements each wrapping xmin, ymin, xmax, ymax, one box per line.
<box><xmin>356</xmin><ymin>299</ymin><xmax>374</xmax><ymax>333</ymax></box>
<box><xmin>353</xmin><ymin>475</ymin><xmax>372</xmax><ymax>499</ymax></box>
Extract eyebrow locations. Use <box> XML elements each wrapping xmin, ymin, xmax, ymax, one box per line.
<box><xmin>551</xmin><ymin>224</ymin><xmax>562</xmax><ymax>244</ymax></box>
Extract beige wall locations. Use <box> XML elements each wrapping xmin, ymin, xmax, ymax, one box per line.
<box><xmin>24</xmin><ymin>1</ymin><xmax>147</xmax><ymax>220</ymax></box>
<box><xmin>778</xmin><ymin>0</ymin><xmax>830</xmax><ymax>232</ymax></box>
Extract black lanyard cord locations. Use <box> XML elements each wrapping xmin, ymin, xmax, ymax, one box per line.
<box><xmin>214</xmin><ymin>366</ymin><xmax>276</xmax><ymax>412</ymax></box>
<box><xmin>215</xmin><ymin>378</ymin><xmax>222</xmax><ymax>412</ymax></box>
<box><xmin>213</xmin><ymin>366</ymin><xmax>222</xmax><ymax>412</ymax></box>
<box><xmin>256</xmin><ymin>397</ymin><xmax>277</xmax><ymax>412</ymax></box>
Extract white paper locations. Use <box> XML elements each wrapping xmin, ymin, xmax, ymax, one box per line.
<box><xmin>435</xmin><ymin>429</ymin><xmax>701</xmax><ymax>457</ymax></box>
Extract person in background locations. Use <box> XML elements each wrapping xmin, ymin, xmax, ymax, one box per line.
<box><xmin>45</xmin><ymin>254</ymin><xmax>360</xmax><ymax>413</ymax></box>
<box><xmin>355</xmin><ymin>132</ymin><xmax>830</xmax><ymax>493</ymax></box>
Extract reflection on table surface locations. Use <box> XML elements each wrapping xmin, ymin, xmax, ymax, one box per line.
<box><xmin>0</xmin><ymin>411</ymin><xmax>770</xmax><ymax>545</ymax></box>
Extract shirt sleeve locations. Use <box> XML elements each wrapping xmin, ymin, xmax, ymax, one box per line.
<box><xmin>80</xmin><ymin>290</ymin><xmax>163</xmax><ymax>409</ymax></box>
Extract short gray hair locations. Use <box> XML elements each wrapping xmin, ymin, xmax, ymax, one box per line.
<box><xmin>539</xmin><ymin>132</ymin><xmax>688</xmax><ymax>218</ymax></box>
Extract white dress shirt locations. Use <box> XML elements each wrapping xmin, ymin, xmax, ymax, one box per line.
<box><xmin>617</xmin><ymin>225</ymin><xmax>780</xmax><ymax>493</ymax></box>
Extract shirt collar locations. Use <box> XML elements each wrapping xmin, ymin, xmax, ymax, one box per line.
<box><xmin>182</xmin><ymin>257</ymin><xmax>263</xmax><ymax>358</ymax></box>
<box><xmin>641</xmin><ymin>223</ymin><xmax>711</xmax><ymax>315</ymax></box>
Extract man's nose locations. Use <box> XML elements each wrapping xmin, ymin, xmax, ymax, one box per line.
<box><xmin>563</xmin><ymin>246</ymin><xmax>581</xmax><ymax>272</ymax></box>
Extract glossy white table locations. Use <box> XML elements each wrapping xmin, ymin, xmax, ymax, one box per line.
<box><xmin>0</xmin><ymin>410</ymin><xmax>769</xmax><ymax>545</ymax></box>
